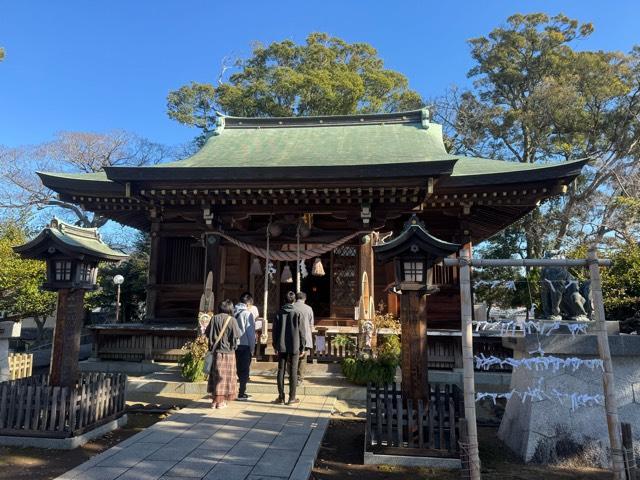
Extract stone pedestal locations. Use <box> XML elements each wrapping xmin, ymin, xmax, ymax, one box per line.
<box><xmin>498</xmin><ymin>333</ymin><xmax>640</xmax><ymax>466</ymax></box>
<box><xmin>0</xmin><ymin>339</ymin><xmax>9</xmax><ymax>382</ymax></box>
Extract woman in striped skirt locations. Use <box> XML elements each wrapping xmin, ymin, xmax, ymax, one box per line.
<box><xmin>205</xmin><ymin>300</ymin><xmax>242</xmax><ymax>409</ymax></box>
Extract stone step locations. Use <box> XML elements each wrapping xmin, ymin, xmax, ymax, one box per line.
<box><xmin>127</xmin><ymin>373</ymin><xmax>365</xmax><ymax>400</ymax></box>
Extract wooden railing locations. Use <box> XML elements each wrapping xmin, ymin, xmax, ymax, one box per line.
<box><xmin>8</xmin><ymin>353</ymin><xmax>33</xmax><ymax>380</ymax></box>
<box><xmin>0</xmin><ymin>373</ymin><xmax>126</xmax><ymax>438</ymax></box>
<box><xmin>366</xmin><ymin>382</ymin><xmax>463</xmax><ymax>455</ymax></box>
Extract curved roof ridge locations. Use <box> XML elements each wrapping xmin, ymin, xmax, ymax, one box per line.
<box><xmin>220</xmin><ymin>108</ymin><xmax>428</xmax><ymax>129</ymax></box>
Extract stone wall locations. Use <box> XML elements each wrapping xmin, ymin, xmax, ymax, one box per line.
<box><xmin>497</xmin><ymin>334</ymin><xmax>640</xmax><ymax>466</ymax></box>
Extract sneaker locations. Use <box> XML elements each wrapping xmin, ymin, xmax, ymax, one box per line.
<box><xmin>287</xmin><ymin>398</ymin><xmax>301</xmax><ymax>406</ymax></box>
<box><xmin>216</xmin><ymin>402</ymin><xmax>228</xmax><ymax>409</ymax></box>
<box><xmin>237</xmin><ymin>394</ymin><xmax>252</xmax><ymax>401</ymax></box>
<box><xmin>273</xmin><ymin>396</ymin><xmax>285</xmax><ymax>404</ymax></box>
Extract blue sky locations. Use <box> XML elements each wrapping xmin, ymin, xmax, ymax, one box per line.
<box><xmin>1</xmin><ymin>0</ymin><xmax>638</xmax><ymax>149</ymax></box>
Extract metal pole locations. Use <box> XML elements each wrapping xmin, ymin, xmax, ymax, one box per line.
<box><xmin>444</xmin><ymin>258</ymin><xmax>611</xmax><ymax>268</ymax></box>
<box><xmin>588</xmin><ymin>246</ymin><xmax>625</xmax><ymax>480</ymax></box>
<box><xmin>458</xmin><ymin>248</ymin><xmax>481</xmax><ymax>480</ymax></box>
<box><xmin>115</xmin><ymin>284</ymin><xmax>121</xmax><ymax>323</ymax></box>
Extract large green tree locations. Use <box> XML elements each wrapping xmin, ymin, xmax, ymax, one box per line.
<box><xmin>167</xmin><ymin>33</ymin><xmax>423</xmax><ymax>141</ymax></box>
<box><xmin>0</xmin><ymin>222</ymin><xmax>56</xmax><ymax>342</ymax></box>
<box><xmin>436</xmin><ymin>13</ymin><xmax>640</xmax><ymax>256</ymax></box>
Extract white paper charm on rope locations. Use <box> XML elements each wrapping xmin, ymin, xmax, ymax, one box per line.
<box><xmin>267</xmin><ymin>261</ymin><xmax>277</xmax><ymax>283</ymax></box>
<box><xmin>299</xmin><ymin>260</ymin><xmax>308</xmax><ymax>279</ymax></box>
<box><xmin>474</xmin><ymin>353</ymin><xmax>604</xmax><ymax>372</ymax></box>
<box><xmin>474</xmin><ymin>320</ymin><xmax>589</xmax><ymax>337</ymax></box>
<box><xmin>476</xmin><ymin>379</ymin><xmax>604</xmax><ymax>412</ymax></box>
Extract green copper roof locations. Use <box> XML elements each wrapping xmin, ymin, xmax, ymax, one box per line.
<box><xmin>161</xmin><ymin>113</ymin><xmax>455</xmax><ymax>168</ymax></box>
<box><xmin>13</xmin><ymin>218</ymin><xmax>128</xmax><ymax>262</ymax></box>
<box><xmin>37</xmin><ymin>109</ymin><xmax>587</xmax><ymax>190</ymax></box>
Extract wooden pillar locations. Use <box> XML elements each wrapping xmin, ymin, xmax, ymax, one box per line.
<box><xmin>589</xmin><ymin>246</ymin><xmax>625</xmax><ymax>480</ymax></box>
<box><xmin>50</xmin><ymin>288</ymin><xmax>85</xmax><ymax>388</ymax></box>
<box><xmin>458</xmin><ymin>246</ymin><xmax>480</xmax><ymax>480</ymax></box>
<box><xmin>400</xmin><ymin>290</ymin><xmax>429</xmax><ymax>403</ymax></box>
<box><xmin>145</xmin><ymin>220</ymin><xmax>161</xmax><ymax>323</ymax></box>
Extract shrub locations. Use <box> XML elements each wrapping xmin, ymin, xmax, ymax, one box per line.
<box><xmin>377</xmin><ymin>334</ymin><xmax>401</xmax><ymax>363</ymax></box>
<box><xmin>332</xmin><ymin>333</ymin><xmax>356</xmax><ymax>350</ymax></box>
<box><xmin>341</xmin><ymin>356</ymin><xmax>398</xmax><ymax>386</ymax></box>
<box><xmin>179</xmin><ymin>335</ymin><xmax>209</xmax><ymax>382</ymax></box>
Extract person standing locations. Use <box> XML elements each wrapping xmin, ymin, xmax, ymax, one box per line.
<box><xmin>205</xmin><ymin>300</ymin><xmax>242</xmax><ymax>409</ymax></box>
<box><xmin>234</xmin><ymin>292</ymin><xmax>256</xmax><ymax>400</ymax></box>
<box><xmin>272</xmin><ymin>291</ymin><xmax>305</xmax><ymax>405</ymax></box>
<box><xmin>293</xmin><ymin>291</ymin><xmax>315</xmax><ymax>385</ymax></box>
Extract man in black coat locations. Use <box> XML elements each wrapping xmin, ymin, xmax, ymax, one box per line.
<box><xmin>272</xmin><ymin>291</ymin><xmax>305</xmax><ymax>405</ymax></box>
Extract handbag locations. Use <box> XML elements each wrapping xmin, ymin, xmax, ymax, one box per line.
<box><xmin>202</xmin><ymin>314</ymin><xmax>233</xmax><ymax>375</ymax></box>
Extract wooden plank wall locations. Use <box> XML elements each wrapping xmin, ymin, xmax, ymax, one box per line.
<box><xmin>366</xmin><ymin>382</ymin><xmax>463</xmax><ymax>455</ymax></box>
<box><xmin>0</xmin><ymin>373</ymin><xmax>126</xmax><ymax>438</ymax></box>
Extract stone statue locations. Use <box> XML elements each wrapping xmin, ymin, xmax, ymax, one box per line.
<box><xmin>361</xmin><ymin>319</ymin><xmax>374</xmax><ymax>350</ymax></box>
<box><xmin>540</xmin><ymin>251</ymin><xmax>592</xmax><ymax>321</ymax></box>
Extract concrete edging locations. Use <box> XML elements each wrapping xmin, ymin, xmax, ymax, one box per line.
<box><xmin>363</xmin><ymin>450</ymin><xmax>461</xmax><ymax>469</ymax></box>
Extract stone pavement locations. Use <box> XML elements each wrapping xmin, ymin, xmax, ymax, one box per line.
<box><xmin>55</xmin><ymin>394</ymin><xmax>335</xmax><ymax>480</ymax></box>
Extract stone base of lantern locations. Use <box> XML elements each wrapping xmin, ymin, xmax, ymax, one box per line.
<box><xmin>498</xmin><ymin>334</ymin><xmax>640</xmax><ymax>466</ymax></box>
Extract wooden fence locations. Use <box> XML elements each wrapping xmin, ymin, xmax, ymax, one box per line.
<box><xmin>8</xmin><ymin>353</ymin><xmax>33</xmax><ymax>380</ymax></box>
<box><xmin>0</xmin><ymin>372</ymin><xmax>126</xmax><ymax>438</ymax></box>
<box><xmin>366</xmin><ymin>382</ymin><xmax>463</xmax><ymax>456</ymax></box>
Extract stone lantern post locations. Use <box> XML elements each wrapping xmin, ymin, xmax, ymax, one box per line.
<box><xmin>373</xmin><ymin>215</ymin><xmax>459</xmax><ymax>403</ymax></box>
<box><xmin>13</xmin><ymin>219</ymin><xmax>128</xmax><ymax>387</ymax></box>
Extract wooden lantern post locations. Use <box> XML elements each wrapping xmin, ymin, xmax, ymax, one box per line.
<box><xmin>13</xmin><ymin>219</ymin><xmax>128</xmax><ymax>388</ymax></box>
<box><xmin>374</xmin><ymin>216</ymin><xmax>459</xmax><ymax>403</ymax></box>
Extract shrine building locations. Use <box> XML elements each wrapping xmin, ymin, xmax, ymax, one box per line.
<box><xmin>38</xmin><ymin>108</ymin><xmax>586</xmax><ymax>362</ymax></box>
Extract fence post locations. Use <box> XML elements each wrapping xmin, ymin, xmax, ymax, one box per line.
<box><xmin>622</xmin><ymin>422</ymin><xmax>637</xmax><ymax>480</ymax></box>
<box><xmin>458</xmin><ymin>248</ymin><xmax>481</xmax><ymax>480</ymax></box>
<box><xmin>589</xmin><ymin>247</ymin><xmax>625</xmax><ymax>480</ymax></box>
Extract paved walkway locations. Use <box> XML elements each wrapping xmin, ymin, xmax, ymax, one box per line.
<box><xmin>56</xmin><ymin>394</ymin><xmax>335</xmax><ymax>480</ymax></box>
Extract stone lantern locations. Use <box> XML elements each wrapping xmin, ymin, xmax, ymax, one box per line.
<box><xmin>13</xmin><ymin>219</ymin><xmax>127</xmax><ymax>387</ymax></box>
<box><xmin>373</xmin><ymin>215</ymin><xmax>459</xmax><ymax>403</ymax></box>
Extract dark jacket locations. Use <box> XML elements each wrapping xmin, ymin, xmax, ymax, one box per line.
<box><xmin>205</xmin><ymin>313</ymin><xmax>242</xmax><ymax>354</ymax></box>
<box><xmin>272</xmin><ymin>302</ymin><xmax>305</xmax><ymax>354</ymax></box>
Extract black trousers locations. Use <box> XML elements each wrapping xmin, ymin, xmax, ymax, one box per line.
<box><xmin>235</xmin><ymin>345</ymin><xmax>252</xmax><ymax>395</ymax></box>
<box><xmin>277</xmin><ymin>352</ymin><xmax>299</xmax><ymax>400</ymax></box>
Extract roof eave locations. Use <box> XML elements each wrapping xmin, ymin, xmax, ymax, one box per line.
<box><xmin>103</xmin><ymin>160</ymin><xmax>458</xmax><ymax>183</ymax></box>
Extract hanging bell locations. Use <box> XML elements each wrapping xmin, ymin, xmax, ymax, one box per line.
<box><xmin>281</xmin><ymin>264</ymin><xmax>293</xmax><ymax>283</ymax></box>
<box><xmin>312</xmin><ymin>257</ymin><xmax>325</xmax><ymax>276</ymax></box>
<box><xmin>250</xmin><ymin>257</ymin><xmax>263</xmax><ymax>276</ymax></box>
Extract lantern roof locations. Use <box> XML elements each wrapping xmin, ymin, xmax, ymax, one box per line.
<box><xmin>13</xmin><ymin>218</ymin><xmax>129</xmax><ymax>262</ymax></box>
<box><xmin>373</xmin><ymin>215</ymin><xmax>460</xmax><ymax>263</ymax></box>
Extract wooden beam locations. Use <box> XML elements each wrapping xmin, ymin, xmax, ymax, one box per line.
<box><xmin>458</xmin><ymin>247</ymin><xmax>480</xmax><ymax>480</ymax></box>
<box><xmin>589</xmin><ymin>247</ymin><xmax>625</xmax><ymax>480</ymax></box>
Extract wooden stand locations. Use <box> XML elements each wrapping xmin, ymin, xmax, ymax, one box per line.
<box><xmin>50</xmin><ymin>289</ymin><xmax>85</xmax><ymax>388</ymax></box>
